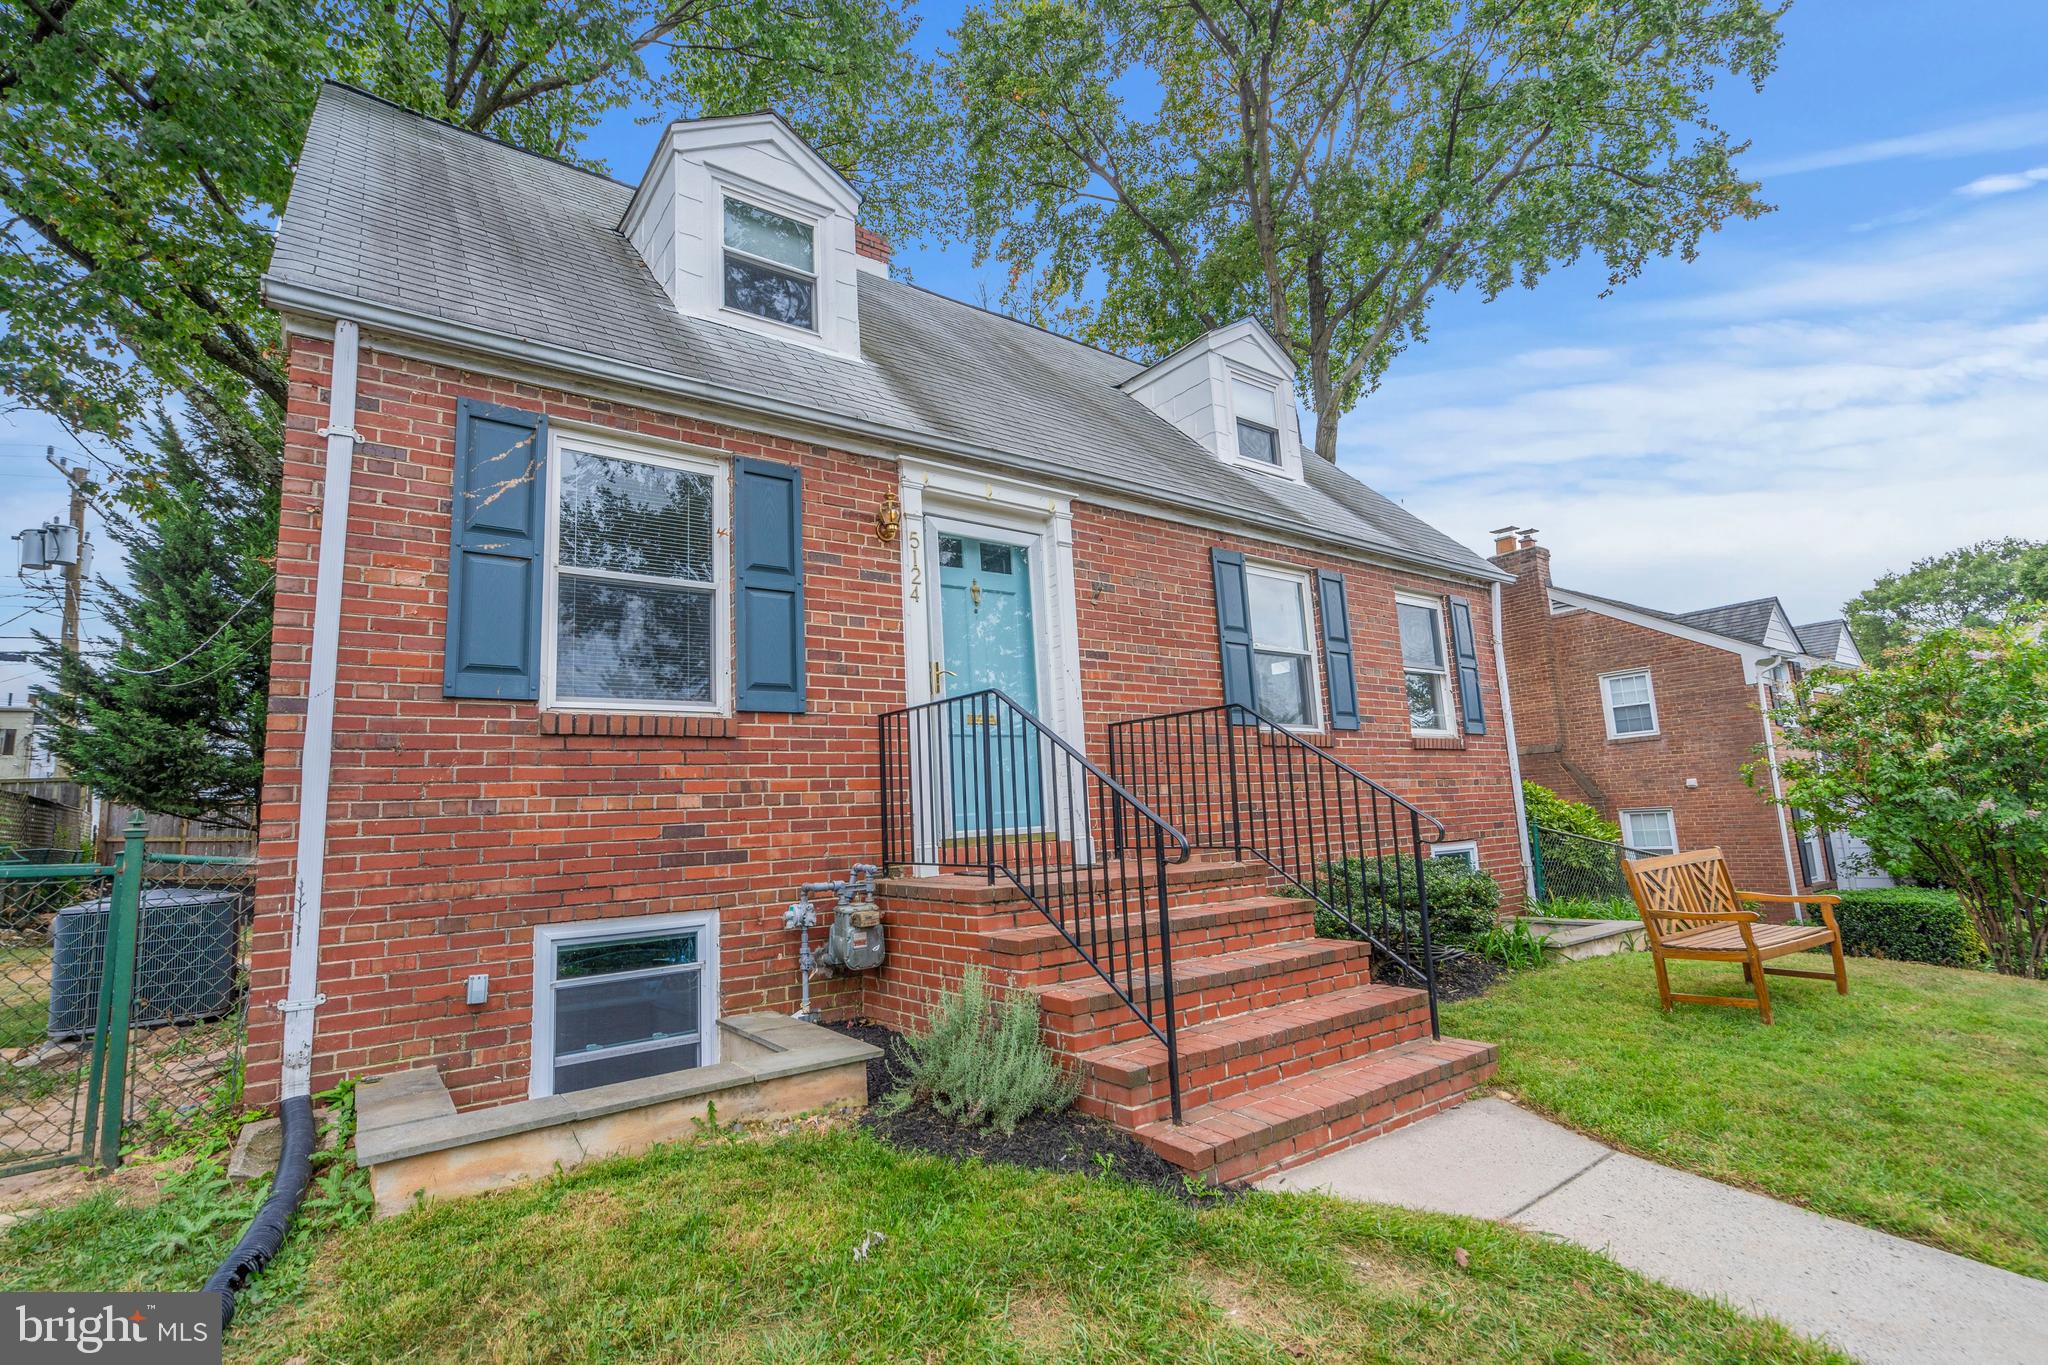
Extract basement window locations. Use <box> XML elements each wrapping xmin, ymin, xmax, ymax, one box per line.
<box><xmin>1621</xmin><ymin>809</ymin><xmax>1678</xmax><ymax>859</ymax></box>
<box><xmin>531</xmin><ymin>913</ymin><xmax>718</xmax><ymax>1098</ymax></box>
<box><xmin>722</xmin><ymin>196</ymin><xmax>817</xmax><ymax>330</ymax></box>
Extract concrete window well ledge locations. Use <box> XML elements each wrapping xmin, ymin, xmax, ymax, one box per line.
<box><xmin>353</xmin><ymin>1015</ymin><xmax>879</xmax><ymax>1217</ymax></box>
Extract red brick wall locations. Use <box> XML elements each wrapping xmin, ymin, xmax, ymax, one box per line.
<box><xmin>249</xmin><ymin>335</ymin><xmax>1523</xmax><ymax>1110</ymax></box>
<box><xmin>1493</xmin><ymin>545</ymin><xmax>1799</xmax><ymax>897</ymax></box>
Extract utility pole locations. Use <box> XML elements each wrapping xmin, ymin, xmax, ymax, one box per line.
<box><xmin>55</xmin><ymin>448</ymin><xmax>90</xmax><ymax>661</ymax></box>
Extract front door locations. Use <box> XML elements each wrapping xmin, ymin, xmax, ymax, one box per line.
<box><xmin>935</xmin><ymin>530</ymin><xmax>1043</xmax><ymax>833</ymax></box>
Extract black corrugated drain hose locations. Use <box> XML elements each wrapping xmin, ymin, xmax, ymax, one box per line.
<box><xmin>205</xmin><ymin>1093</ymin><xmax>315</xmax><ymax>1331</ymax></box>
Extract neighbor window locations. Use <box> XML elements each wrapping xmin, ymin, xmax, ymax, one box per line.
<box><xmin>531</xmin><ymin>914</ymin><xmax>716</xmax><ymax>1098</ymax></box>
<box><xmin>1232</xmin><ymin>378</ymin><xmax>1280</xmax><ymax>466</ymax></box>
<box><xmin>721</xmin><ymin>196</ymin><xmax>816</xmax><ymax>330</ymax></box>
<box><xmin>1621</xmin><ymin>808</ymin><xmax>1678</xmax><ymax>858</ymax></box>
<box><xmin>1600</xmin><ymin>669</ymin><xmax>1658</xmax><ymax>738</ymax></box>
<box><xmin>0</xmin><ymin>729</ymin><xmax>13</xmax><ymax>757</ymax></box>
<box><xmin>1429</xmin><ymin>841</ymin><xmax>1480</xmax><ymax>871</ymax></box>
<box><xmin>1397</xmin><ymin>594</ymin><xmax>1452</xmax><ymax>735</ymax></box>
<box><xmin>1244</xmin><ymin>564</ymin><xmax>1320</xmax><ymax>728</ymax></box>
<box><xmin>547</xmin><ymin>435</ymin><xmax>727</xmax><ymax>712</ymax></box>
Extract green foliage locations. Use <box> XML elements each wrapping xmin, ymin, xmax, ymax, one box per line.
<box><xmin>883</xmin><ymin>968</ymin><xmax>1079</xmax><ymax>1134</ymax></box>
<box><xmin>38</xmin><ymin>409</ymin><xmax>276</xmax><ymax>829</ymax></box>
<box><xmin>1765</xmin><ymin>618</ymin><xmax>2048</xmax><ymax>978</ymax></box>
<box><xmin>1845</xmin><ymin>538</ymin><xmax>2048</xmax><ymax>660</ymax></box>
<box><xmin>1524</xmin><ymin>782</ymin><xmax>1632</xmax><ymax>901</ymax></box>
<box><xmin>1535</xmin><ymin>895</ymin><xmax>1640</xmax><ymax>922</ymax></box>
<box><xmin>1473</xmin><ymin>919</ymin><xmax>1547</xmax><ymax>970</ymax></box>
<box><xmin>1833</xmin><ymin>889</ymin><xmax>1988</xmax><ymax>969</ymax></box>
<box><xmin>1522</xmin><ymin>782</ymin><xmax>1621</xmax><ymax>844</ymax></box>
<box><xmin>1312</xmin><ymin>855</ymin><xmax>1501</xmax><ymax>945</ymax></box>
<box><xmin>943</xmin><ymin>0</ymin><xmax>1783</xmax><ymax>459</ymax></box>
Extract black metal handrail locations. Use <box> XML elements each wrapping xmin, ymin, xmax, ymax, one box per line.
<box><xmin>878</xmin><ymin>688</ymin><xmax>1194</xmax><ymax>1122</ymax></box>
<box><xmin>1106</xmin><ymin>702</ymin><xmax>1448</xmax><ymax>1036</ymax></box>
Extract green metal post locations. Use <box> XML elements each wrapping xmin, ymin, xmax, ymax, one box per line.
<box><xmin>84</xmin><ymin>815</ymin><xmax>146</xmax><ymax>1170</ymax></box>
<box><xmin>1528</xmin><ymin>824</ymin><xmax>1547</xmax><ymax>903</ymax></box>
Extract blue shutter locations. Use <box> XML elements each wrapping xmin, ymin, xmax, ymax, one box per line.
<box><xmin>1316</xmin><ymin>571</ymin><xmax>1360</xmax><ymax>730</ymax></box>
<box><xmin>735</xmin><ymin>457</ymin><xmax>806</xmax><ymax>712</ymax></box>
<box><xmin>444</xmin><ymin>398</ymin><xmax>547</xmax><ymax>699</ymax></box>
<box><xmin>1211</xmin><ymin>549</ymin><xmax>1255</xmax><ymax>724</ymax></box>
<box><xmin>1448</xmin><ymin>596</ymin><xmax>1487</xmax><ymax>735</ymax></box>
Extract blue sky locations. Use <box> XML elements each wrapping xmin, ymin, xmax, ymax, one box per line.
<box><xmin>6</xmin><ymin>0</ymin><xmax>2046</xmax><ymax>689</ymax></box>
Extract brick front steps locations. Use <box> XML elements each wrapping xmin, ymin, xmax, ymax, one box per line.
<box><xmin>872</xmin><ymin>855</ymin><xmax>1495</xmax><ymax>1180</ymax></box>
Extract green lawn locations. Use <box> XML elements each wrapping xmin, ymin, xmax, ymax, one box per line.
<box><xmin>5</xmin><ymin>1127</ymin><xmax>1839</xmax><ymax>1363</ymax></box>
<box><xmin>1446</xmin><ymin>953</ymin><xmax>2048</xmax><ymax>1281</ymax></box>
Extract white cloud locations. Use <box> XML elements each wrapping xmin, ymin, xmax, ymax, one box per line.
<box><xmin>1958</xmin><ymin>165</ymin><xmax>2048</xmax><ymax>196</ymax></box>
<box><xmin>1755</xmin><ymin>108</ymin><xmax>2048</xmax><ymax>177</ymax></box>
<box><xmin>1340</xmin><ymin>195</ymin><xmax>2048</xmax><ymax>623</ymax></box>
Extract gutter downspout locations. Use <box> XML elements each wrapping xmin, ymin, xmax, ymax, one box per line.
<box><xmin>207</xmin><ymin>319</ymin><xmax>360</xmax><ymax>1330</ymax></box>
<box><xmin>1491</xmin><ymin>583</ymin><xmax>1535</xmax><ymax>904</ymax></box>
<box><xmin>1757</xmin><ymin>677</ymin><xmax>1804</xmax><ymax>917</ymax></box>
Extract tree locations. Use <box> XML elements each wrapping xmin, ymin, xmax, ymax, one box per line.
<box><xmin>944</xmin><ymin>0</ymin><xmax>1782</xmax><ymax>460</ymax></box>
<box><xmin>1844</xmin><ymin>538</ymin><xmax>2048</xmax><ymax>661</ymax></box>
<box><xmin>1765</xmin><ymin>618</ymin><xmax>2048</xmax><ymax>979</ymax></box>
<box><xmin>38</xmin><ymin>408</ymin><xmax>280</xmax><ymax>831</ymax></box>
<box><xmin>0</xmin><ymin>0</ymin><xmax>942</xmax><ymax>468</ymax></box>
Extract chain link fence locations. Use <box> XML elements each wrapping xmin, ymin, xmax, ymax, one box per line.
<box><xmin>1529</xmin><ymin>824</ymin><xmax>1655</xmax><ymax>910</ymax></box>
<box><xmin>0</xmin><ymin>819</ymin><xmax>252</xmax><ymax>1175</ymax></box>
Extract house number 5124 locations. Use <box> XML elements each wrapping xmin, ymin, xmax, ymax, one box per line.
<box><xmin>907</xmin><ymin>528</ymin><xmax>922</xmax><ymax>602</ymax></box>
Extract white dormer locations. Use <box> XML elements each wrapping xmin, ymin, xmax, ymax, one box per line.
<box><xmin>1119</xmin><ymin>320</ymin><xmax>1304</xmax><ymax>483</ymax></box>
<box><xmin>620</xmin><ymin>113</ymin><xmax>863</xmax><ymax>359</ymax></box>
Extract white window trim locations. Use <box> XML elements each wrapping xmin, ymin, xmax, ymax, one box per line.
<box><xmin>1621</xmin><ymin>807</ymin><xmax>1679</xmax><ymax>858</ymax></box>
<box><xmin>1226</xmin><ymin>372</ymin><xmax>1283</xmax><ymax>470</ymax></box>
<box><xmin>540</xmin><ymin>425</ymin><xmax>732</xmax><ymax>716</ymax></box>
<box><xmin>1245</xmin><ymin>561</ymin><xmax>1325</xmax><ymax>732</ymax></box>
<box><xmin>1218</xmin><ymin>363</ymin><xmax>1302</xmax><ymax>482</ymax></box>
<box><xmin>1429</xmin><ymin>840</ymin><xmax>1480</xmax><ymax>870</ymax></box>
<box><xmin>530</xmin><ymin>911</ymin><xmax>720</xmax><ymax>1100</ymax></box>
<box><xmin>1397</xmin><ymin>592</ymin><xmax>1455</xmax><ymax>738</ymax></box>
<box><xmin>1599</xmin><ymin>667</ymin><xmax>1660</xmax><ymax>740</ymax></box>
<box><xmin>718</xmin><ymin>189</ymin><xmax>821</xmax><ymax>336</ymax></box>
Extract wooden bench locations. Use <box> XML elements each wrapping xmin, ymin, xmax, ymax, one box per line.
<box><xmin>1622</xmin><ymin>847</ymin><xmax>1848</xmax><ymax>1024</ymax></box>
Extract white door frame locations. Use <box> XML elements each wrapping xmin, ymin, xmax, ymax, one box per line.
<box><xmin>898</xmin><ymin>462</ymin><xmax>1088</xmax><ymax>868</ymax></box>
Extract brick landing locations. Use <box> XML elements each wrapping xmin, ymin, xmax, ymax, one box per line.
<box><xmin>873</xmin><ymin>855</ymin><xmax>1496</xmax><ymax>1180</ymax></box>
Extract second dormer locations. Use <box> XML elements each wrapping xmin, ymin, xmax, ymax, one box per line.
<box><xmin>1118</xmin><ymin>319</ymin><xmax>1304</xmax><ymax>483</ymax></box>
<box><xmin>620</xmin><ymin>113</ymin><xmax>873</xmax><ymax>360</ymax></box>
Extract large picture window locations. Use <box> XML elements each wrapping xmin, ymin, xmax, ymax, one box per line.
<box><xmin>722</xmin><ymin>196</ymin><xmax>817</xmax><ymax>330</ymax></box>
<box><xmin>1244</xmin><ymin>564</ymin><xmax>1322</xmax><ymax>729</ymax></box>
<box><xmin>1397</xmin><ymin>594</ymin><xmax>1452</xmax><ymax>736</ymax></box>
<box><xmin>545</xmin><ymin>433</ymin><xmax>728</xmax><ymax>713</ymax></box>
<box><xmin>531</xmin><ymin>914</ymin><xmax>718</xmax><ymax>1098</ymax></box>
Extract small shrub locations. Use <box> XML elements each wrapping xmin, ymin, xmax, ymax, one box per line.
<box><xmin>1535</xmin><ymin>894</ymin><xmax>1640</xmax><ymax>922</ymax></box>
<box><xmin>883</xmin><ymin>968</ymin><xmax>1079</xmax><ymax>1134</ymax></box>
<box><xmin>1474</xmin><ymin>919</ymin><xmax>1549</xmax><ymax>969</ymax></box>
<box><xmin>1310</xmin><ymin>856</ymin><xmax>1501</xmax><ymax>946</ymax></box>
<box><xmin>1523</xmin><ymin>781</ymin><xmax>1621</xmax><ymax>844</ymax></box>
<box><xmin>1833</xmin><ymin>888</ymin><xmax>1988</xmax><ymax>968</ymax></box>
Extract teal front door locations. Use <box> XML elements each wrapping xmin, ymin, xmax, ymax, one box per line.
<box><xmin>936</xmin><ymin>530</ymin><xmax>1044</xmax><ymax>833</ymax></box>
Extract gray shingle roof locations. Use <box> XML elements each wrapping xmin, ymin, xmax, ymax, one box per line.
<box><xmin>1669</xmin><ymin>598</ymin><xmax>1784</xmax><ymax>647</ymax></box>
<box><xmin>1794</xmin><ymin>620</ymin><xmax>1845</xmax><ymax>657</ymax></box>
<box><xmin>266</xmin><ymin>83</ymin><xmax>1501</xmax><ymax>582</ymax></box>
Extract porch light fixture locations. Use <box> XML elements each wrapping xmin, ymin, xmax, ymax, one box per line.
<box><xmin>874</xmin><ymin>491</ymin><xmax>900</xmax><ymax>544</ymax></box>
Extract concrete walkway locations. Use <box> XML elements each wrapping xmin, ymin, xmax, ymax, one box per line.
<box><xmin>1261</xmin><ymin>1098</ymin><xmax>2048</xmax><ymax>1365</ymax></box>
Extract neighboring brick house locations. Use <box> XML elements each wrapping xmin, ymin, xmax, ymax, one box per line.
<box><xmin>1490</xmin><ymin>530</ymin><xmax>1884</xmax><ymax>903</ymax></box>
<box><xmin>250</xmin><ymin>85</ymin><xmax>1525</xmax><ymax>1183</ymax></box>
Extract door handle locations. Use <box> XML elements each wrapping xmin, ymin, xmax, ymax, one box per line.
<box><xmin>931</xmin><ymin>662</ymin><xmax>956</xmax><ymax>693</ymax></box>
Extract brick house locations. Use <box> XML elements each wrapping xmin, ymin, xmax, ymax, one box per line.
<box><xmin>251</xmin><ymin>85</ymin><xmax>1526</xmax><ymax>1189</ymax></box>
<box><xmin>1490</xmin><ymin>530</ymin><xmax>1885</xmax><ymax>904</ymax></box>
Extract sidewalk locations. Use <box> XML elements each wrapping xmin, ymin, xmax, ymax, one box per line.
<box><xmin>1261</xmin><ymin>1098</ymin><xmax>2048</xmax><ymax>1365</ymax></box>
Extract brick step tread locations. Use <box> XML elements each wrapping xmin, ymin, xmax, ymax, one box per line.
<box><xmin>1136</xmin><ymin>1037</ymin><xmax>1497</xmax><ymax>1171</ymax></box>
<box><xmin>1080</xmin><ymin>983</ymin><xmax>1431</xmax><ymax>1086</ymax></box>
<box><xmin>877</xmin><ymin>855</ymin><xmax>1274</xmax><ymax>906</ymax></box>
<box><xmin>983</xmin><ymin>894</ymin><xmax>1309</xmax><ymax>958</ymax></box>
<box><xmin>1036</xmin><ymin>938</ymin><xmax>1370</xmax><ymax>1018</ymax></box>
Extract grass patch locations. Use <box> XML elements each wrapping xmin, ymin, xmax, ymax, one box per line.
<box><xmin>1446</xmin><ymin>954</ymin><xmax>2048</xmax><ymax>1280</ymax></box>
<box><xmin>230</xmin><ymin>1126</ymin><xmax>1835</xmax><ymax>1362</ymax></box>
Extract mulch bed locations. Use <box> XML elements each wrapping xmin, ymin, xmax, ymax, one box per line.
<box><xmin>1388</xmin><ymin>946</ymin><xmax>1508</xmax><ymax>1003</ymax></box>
<box><xmin>823</xmin><ymin>1020</ymin><xmax>1240</xmax><ymax>1203</ymax></box>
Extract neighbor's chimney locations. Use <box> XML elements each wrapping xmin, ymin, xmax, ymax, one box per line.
<box><xmin>855</xmin><ymin>224</ymin><xmax>892</xmax><ymax>267</ymax></box>
<box><xmin>1491</xmin><ymin>525</ymin><xmax>1520</xmax><ymax>556</ymax></box>
<box><xmin>1518</xmin><ymin>528</ymin><xmax>1539</xmax><ymax>550</ymax></box>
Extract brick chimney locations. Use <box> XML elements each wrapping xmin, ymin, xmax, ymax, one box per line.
<box><xmin>855</xmin><ymin>225</ymin><xmax>892</xmax><ymax>267</ymax></box>
<box><xmin>1490</xmin><ymin>526</ymin><xmax>1550</xmax><ymax>591</ymax></box>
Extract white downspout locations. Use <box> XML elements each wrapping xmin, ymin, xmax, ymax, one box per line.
<box><xmin>1757</xmin><ymin>677</ymin><xmax>1804</xmax><ymax>918</ymax></box>
<box><xmin>1491</xmin><ymin>583</ymin><xmax>1536</xmax><ymax>904</ymax></box>
<box><xmin>280</xmin><ymin>319</ymin><xmax>362</xmax><ymax>1099</ymax></box>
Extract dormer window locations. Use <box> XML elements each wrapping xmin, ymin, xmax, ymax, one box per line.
<box><xmin>721</xmin><ymin>196</ymin><xmax>817</xmax><ymax>331</ymax></box>
<box><xmin>1232</xmin><ymin>378</ymin><xmax>1281</xmax><ymax>466</ymax></box>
